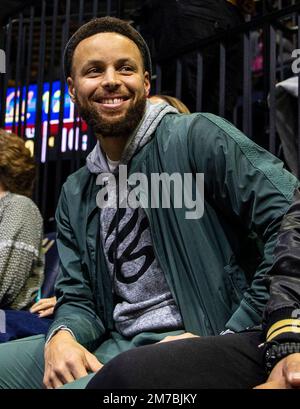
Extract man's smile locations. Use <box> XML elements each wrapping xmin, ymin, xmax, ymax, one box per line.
<box><xmin>94</xmin><ymin>95</ymin><xmax>131</xmax><ymax>110</ymax></box>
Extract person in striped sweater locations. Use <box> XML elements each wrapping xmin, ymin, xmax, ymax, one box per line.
<box><xmin>0</xmin><ymin>129</ymin><xmax>44</xmax><ymax>310</ymax></box>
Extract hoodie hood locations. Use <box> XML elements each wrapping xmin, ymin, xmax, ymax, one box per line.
<box><xmin>86</xmin><ymin>100</ymin><xmax>178</xmax><ymax>174</ymax></box>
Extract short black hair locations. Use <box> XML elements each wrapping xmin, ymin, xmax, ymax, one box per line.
<box><xmin>64</xmin><ymin>16</ymin><xmax>152</xmax><ymax>80</ymax></box>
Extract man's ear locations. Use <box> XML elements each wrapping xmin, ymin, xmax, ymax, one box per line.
<box><xmin>144</xmin><ymin>71</ymin><xmax>151</xmax><ymax>97</ymax></box>
<box><xmin>67</xmin><ymin>77</ymin><xmax>76</xmax><ymax>103</ymax></box>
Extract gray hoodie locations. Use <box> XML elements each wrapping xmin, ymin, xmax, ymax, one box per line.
<box><xmin>86</xmin><ymin>101</ymin><xmax>183</xmax><ymax>337</ymax></box>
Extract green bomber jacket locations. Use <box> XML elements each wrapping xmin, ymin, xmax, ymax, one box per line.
<box><xmin>47</xmin><ymin>113</ymin><xmax>299</xmax><ymax>352</ymax></box>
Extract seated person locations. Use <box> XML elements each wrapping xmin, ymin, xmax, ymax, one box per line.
<box><xmin>0</xmin><ymin>16</ymin><xmax>298</xmax><ymax>390</ymax></box>
<box><xmin>256</xmin><ymin>189</ymin><xmax>300</xmax><ymax>389</ymax></box>
<box><xmin>0</xmin><ymin>130</ymin><xmax>55</xmax><ymax>342</ymax></box>
<box><xmin>0</xmin><ymin>129</ymin><xmax>44</xmax><ymax>310</ymax></box>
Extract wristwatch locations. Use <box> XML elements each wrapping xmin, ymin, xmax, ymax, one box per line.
<box><xmin>264</xmin><ymin>342</ymin><xmax>300</xmax><ymax>373</ymax></box>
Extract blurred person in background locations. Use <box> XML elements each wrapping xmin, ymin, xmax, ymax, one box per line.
<box><xmin>0</xmin><ymin>129</ymin><xmax>44</xmax><ymax>310</ymax></box>
<box><xmin>149</xmin><ymin>94</ymin><xmax>190</xmax><ymax>113</ymax></box>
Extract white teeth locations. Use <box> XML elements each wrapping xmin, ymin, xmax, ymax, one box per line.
<box><xmin>101</xmin><ymin>98</ymin><xmax>123</xmax><ymax>104</ymax></box>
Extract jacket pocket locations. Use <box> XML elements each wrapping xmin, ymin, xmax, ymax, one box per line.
<box><xmin>224</xmin><ymin>256</ymin><xmax>249</xmax><ymax>307</ymax></box>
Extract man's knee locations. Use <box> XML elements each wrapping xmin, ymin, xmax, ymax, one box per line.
<box><xmin>0</xmin><ymin>335</ymin><xmax>45</xmax><ymax>389</ymax></box>
<box><xmin>87</xmin><ymin>348</ymin><xmax>145</xmax><ymax>389</ymax></box>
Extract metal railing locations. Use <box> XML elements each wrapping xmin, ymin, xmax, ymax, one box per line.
<box><xmin>153</xmin><ymin>3</ymin><xmax>300</xmax><ymax>150</ymax></box>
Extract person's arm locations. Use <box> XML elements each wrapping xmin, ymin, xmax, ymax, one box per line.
<box><xmin>46</xmin><ymin>184</ymin><xmax>106</xmax><ymax>350</ymax></box>
<box><xmin>44</xmin><ymin>330</ymin><xmax>102</xmax><ymax>389</ymax></box>
<box><xmin>189</xmin><ymin>113</ymin><xmax>299</xmax><ymax>332</ymax></box>
<box><xmin>255</xmin><ymin>193</ymin><xmax>300</xmax><ymax>388</ymax></box>
<box><xmin>0</xmin><ymin>195</ymin><xmax>44</xmax><ymax>309</ymax></box>
<box><xmin>263</xmin><ymin>190</ymin><xmax>300</xmax><ymax>343</ymax></box>
<box><xmin>43</xmin><ymin>183</ymin><xmax>106</xmax><ymax>388</ymax></box>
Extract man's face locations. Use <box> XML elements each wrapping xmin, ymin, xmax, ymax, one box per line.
<box><xmin>67</xmin><ymin>32</ymin><xmax>151</xmax><ymax>138</ymax></box>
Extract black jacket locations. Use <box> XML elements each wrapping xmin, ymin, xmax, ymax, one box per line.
<box><xmin>263</xmin><ymin>189</ymin><xmax>300</xmax><ymax>344</ymax></box>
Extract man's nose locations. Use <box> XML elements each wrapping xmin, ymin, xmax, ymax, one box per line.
<box><xmin>101</xmin><ymin>68</ymin><xmax>121</xmax><ymax>90</ymax></box>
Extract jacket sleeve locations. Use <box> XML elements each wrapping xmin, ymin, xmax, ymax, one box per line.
<box><xmin>46</xmin><ymin>185</ymin><xmax>106</xmax><ymax>351</ymax></box>
<box><xmin>189</xmin><ymin>113</ymin><xmax>300</xmax><ymax>332</ymax></box>
<box><xmin>262</xmin><ymin>189</ymin><xmax>300</xmax><ymax>344</ymax></box>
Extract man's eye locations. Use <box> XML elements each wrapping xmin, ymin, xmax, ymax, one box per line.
<box><xmin>87</xmin><ymin>67</ymin><xmax>100</xmax><ymax>75</ymax></box>
<box><xmin>119</xmin><ymin>66</ymin><xmax>133</xmax><ymax>72</ymax></box>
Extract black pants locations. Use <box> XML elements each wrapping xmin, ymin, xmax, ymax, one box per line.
<box><xmin>86</xmin><ymin>331</ymin><xmax>267</xmax><ymax>389</ymax></box>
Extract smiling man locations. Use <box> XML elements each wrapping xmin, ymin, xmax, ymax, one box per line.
<box><xmin>67</xmin><ymin>31</ymin><xmax>150</xmax><ymax>158</ymax></box>
<box><xmin>0</xmin><ymin>17</ymin><xmax>299</xmax><ymax>390</ymax></box>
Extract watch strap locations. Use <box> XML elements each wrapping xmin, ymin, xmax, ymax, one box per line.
<box><xmin>263</xmin><ymin>341</ymin><xmax>300</xmax><ymax>373</ymax></box>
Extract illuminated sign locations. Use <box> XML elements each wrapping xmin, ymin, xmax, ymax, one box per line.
<box><xmin>5</xmin><ymin>81</ymin><xmax>88</xmax><ymax>162</ymax></box>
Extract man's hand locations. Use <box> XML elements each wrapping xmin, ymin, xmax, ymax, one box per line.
<box><xmin>158</xmin><ymin>332</ymin><xmax>199</xmax><ymax>344</ymax></box>
<box><xmin>30</xmin><ymin>296</ymin><xmax>57</xmax><ymax>317</ymax></box>
<box><xmin>44</xmin><ymin>330</ymin><xmax>102</xmax><ymax>389</ymax></box>
<box><xmin>254</xmin><ymin>353</ymin><xmax>300</xmax><ymax>389</ymax></box>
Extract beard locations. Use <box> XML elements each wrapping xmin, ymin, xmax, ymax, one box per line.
<box><xmin>75</xmin><ymin>92</ymin><xmax>147</xmax><ymax>139</ymax></box>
